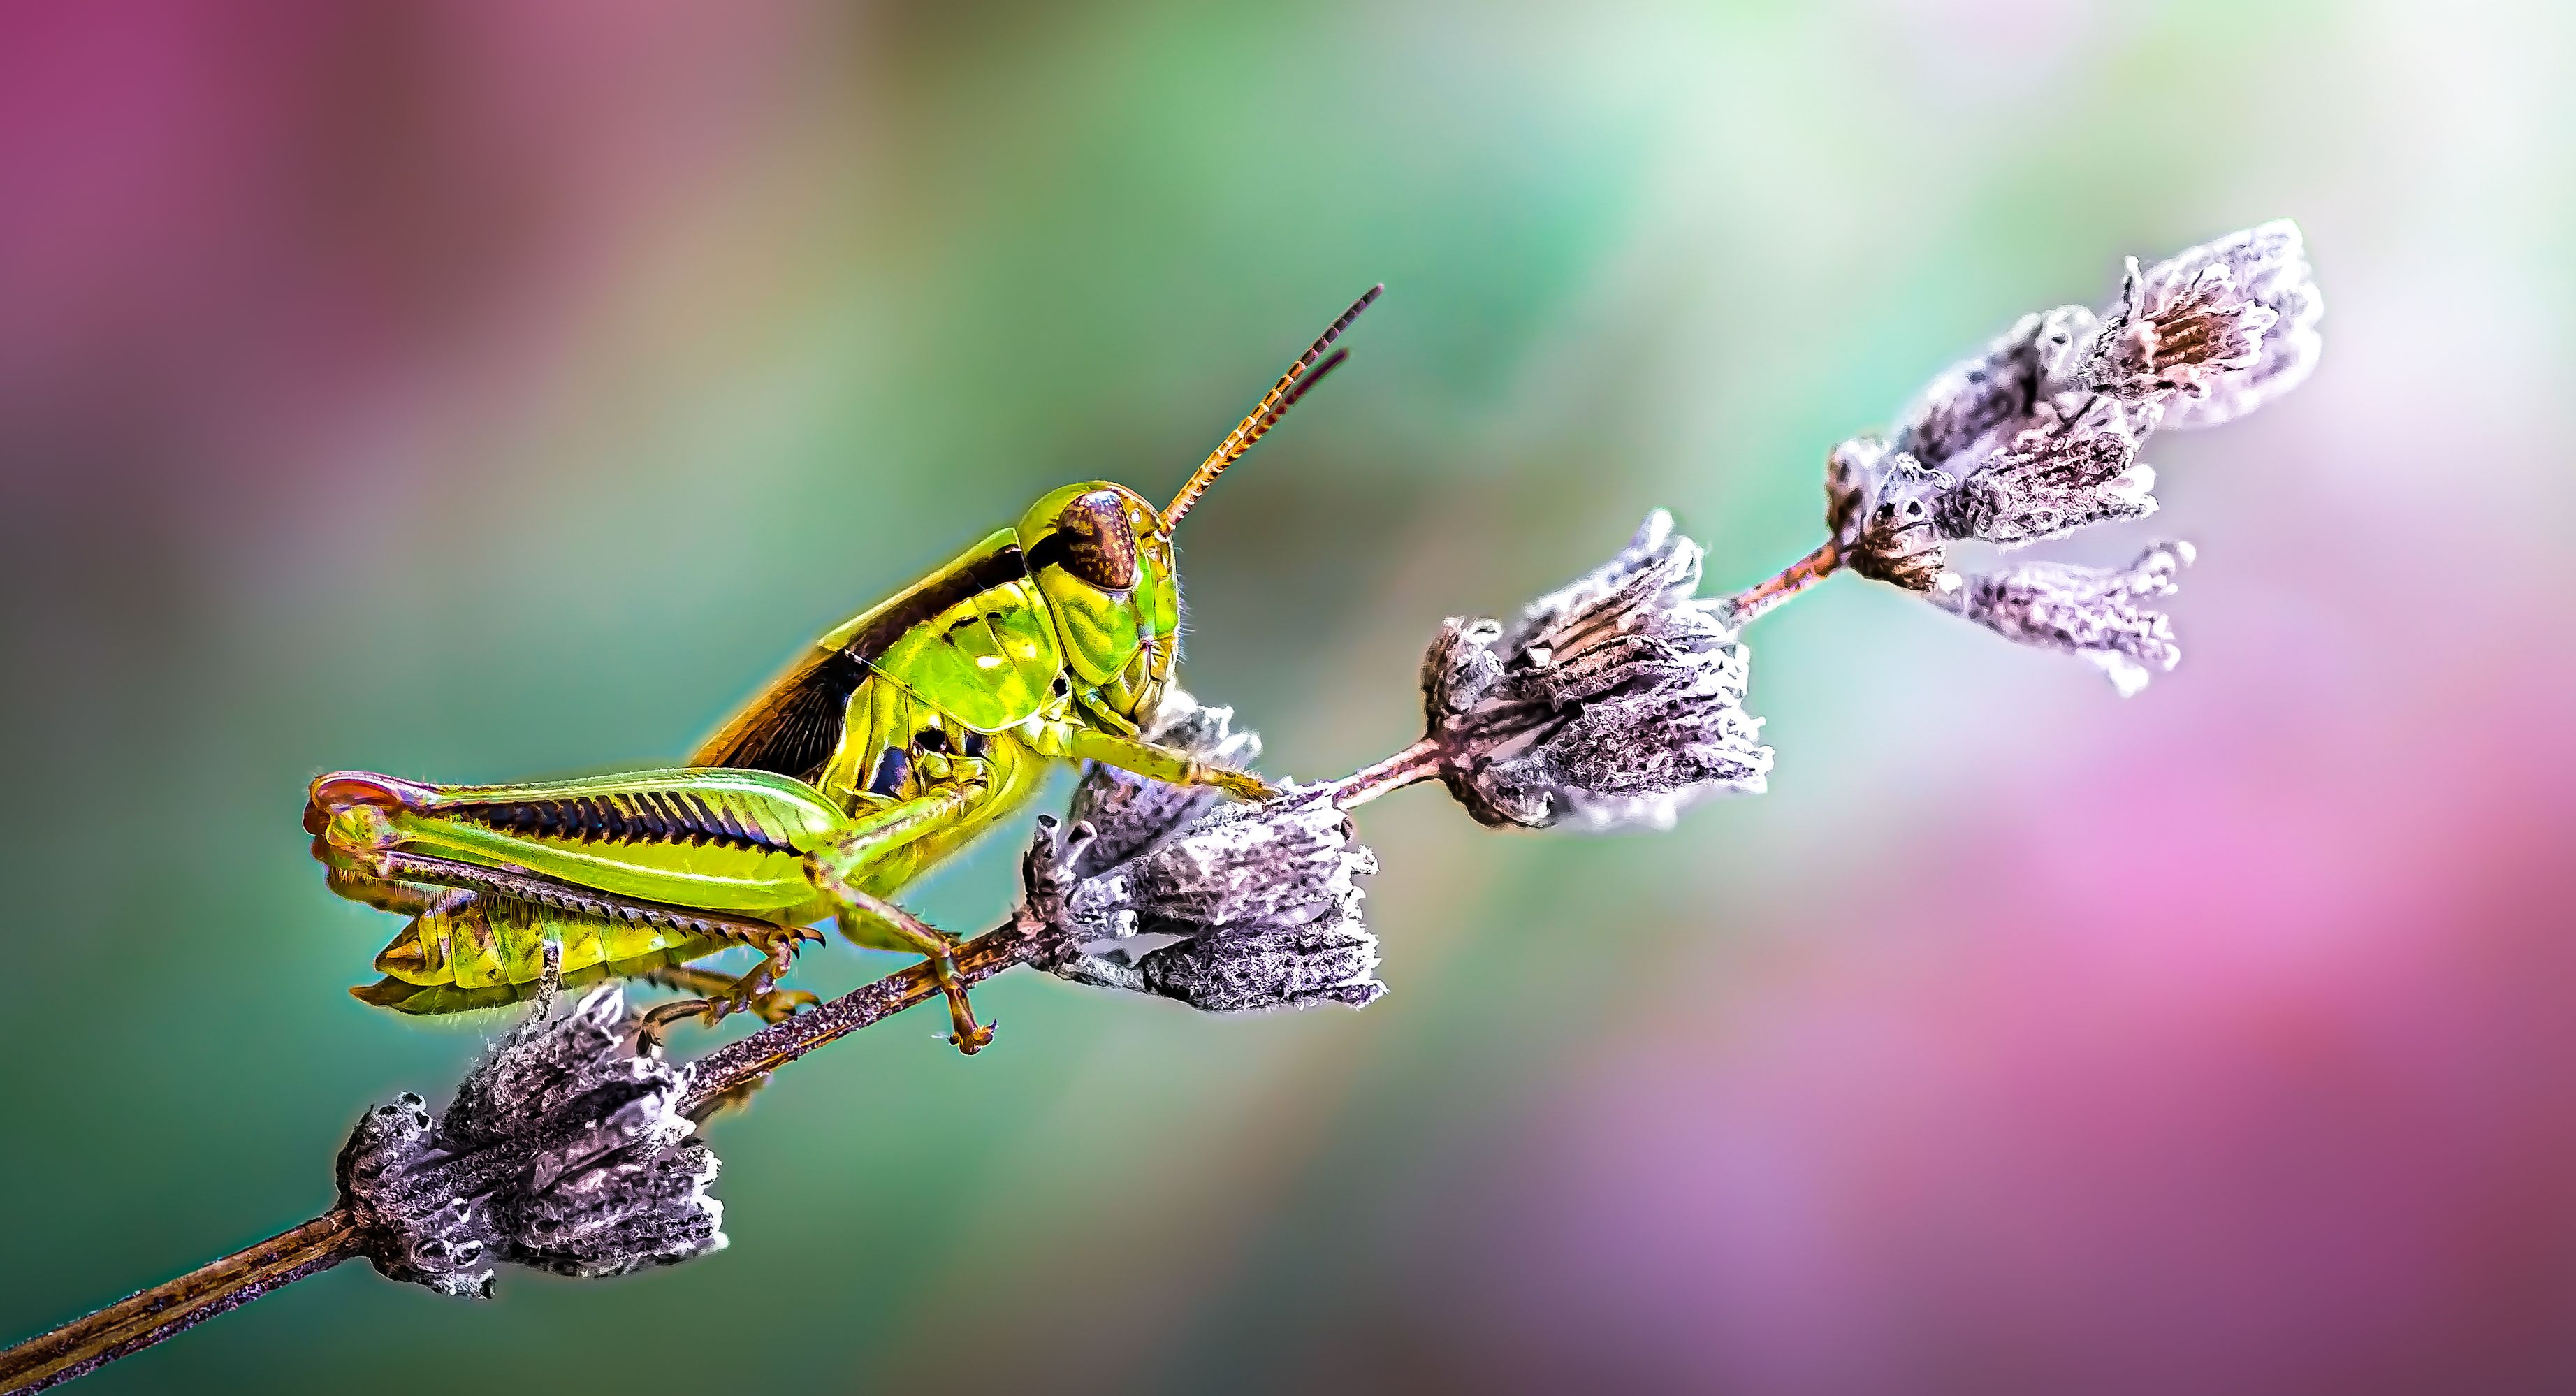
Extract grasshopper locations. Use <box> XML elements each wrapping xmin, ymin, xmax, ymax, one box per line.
<box><xmin>307</xmin><ymin>287</ymin><xmax>1378</xmax><ymax>1053</ymax></box>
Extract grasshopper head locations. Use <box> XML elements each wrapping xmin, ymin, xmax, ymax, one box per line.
<box><xmin>1019</xmin><ymin>287</ymin><xmax>1377</xmax><ymax>715</ymax></box>
<box><xmin>1017</xmin><ymin>481</ymin><xmax>1179</xmax><ymax>695</ymax></box>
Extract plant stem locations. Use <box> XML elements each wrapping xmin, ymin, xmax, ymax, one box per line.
<box><xmin>681</xmin><ymin>910</ymin><xmax>1058</xmax><ymax>1112</ymax></box>
<box><xmin>0</xmin><ymin>1213</ymin><xmax>363</xmax><ymax>1395</ymax></box>
<box><xmin>1725</xmin><ymin>539</ymin><xmax>1840</xmax><ymax>623</ymax></box>
<box><xmin>1321</xmin><ymin>736</ymin><xmax>1443</xmax><ymax>810</ymax></box>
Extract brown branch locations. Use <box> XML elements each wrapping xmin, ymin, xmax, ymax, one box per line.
<box><xmin>1318</xmin><ymin>736</ymin><xmax>1443</xmax><ymax>810</ymax></box>
<box><xmin>0</xmin><ymin>1212</ymin><xmax>363</xmax><ymax>1395</ymax></box>
<box><xmin>0</xmin><ymin>525</ymin><xmax>1937</xmax><ymax>1389</ymax></box>
<box><xmin>0</xmin><ymin>920</ymin><xmax>1063</xmax><ymax>1392</ymax></box>
<box><xmin>0</xmin><ymin>537</ymin><xmax>1905</xmax><ymax>1390</ymax></box>
<box><xmin>1724</xmin><ymin>539</ymin><xmax>1841</xmax><ymax>623</ymax></box>
<box><xmin>680</xmin><ymin>908</ymin><xmax>1062</xmax><ymax>1113</ymax></box>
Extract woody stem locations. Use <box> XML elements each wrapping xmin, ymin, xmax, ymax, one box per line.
<box><xmin>1724</xmin><ymin>539</ymin><xmax>1842</xmax><ymax>624</ymax></box>
<box><xmin>1320</xmin><ymin>736</ymin><xmax>1445</xmax><ymax>810</ymax></box>
<box><xmin>0</xmin><ymin>1213</ymin><xmax>363</xmax><ymax>1394</ymax></box>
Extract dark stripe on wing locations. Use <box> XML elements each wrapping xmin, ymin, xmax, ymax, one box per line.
<box><xmin>699</xmin><ymin>648</ymin><xmax>871</xmax><ymax>783</ymax></box>
<box><xmin>836</xmin><ymin>544</ymin><xmax>1029</xmax><ymax>664</ymax></box>
<box><xmin>694</xmin><ymin>544</ymin><xmax>1028</xmax><ymax>783</ymax></box>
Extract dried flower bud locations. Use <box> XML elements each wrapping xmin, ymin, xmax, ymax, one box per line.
<box><xmin>1931</xmin><ymin>541</ymin><xmax>2195</xmax><ymax>697</ymax></box>
<box><xmin>1423</xmin><ymin>511</ymin><xmax>1772</xmax><ymax>829</ymax></box>
<box><xmin>337</xmin><ymin>981</ymin><xmax>723</xmax><ymax>1297</ymax></box>
<box><xmin>2073</xmin><ymin>256</ymin><xmax>2274</xmax><ymax>403</ymax></box>
<box><xmin>1932</xmin><ymin>402</ymin><xmax>2160</xmax><ymax>548</ymax></box>
<box><xmin>2076</xmin><ymin>219</ymin><xmax>2323</xmax><ymax>430</ymax></box>
<box><xmin>1061</xmin><ymin>686</ymin><xmax>1258</xmax><ymax>878</ymax></box>
<box><xmin>1038</xmin><ymin>695</ymin><xmax>1385</xmax><ymax>1013</ymax></box>
<box><xmin>1828</xmin><ymin>222</ymin><xmax>2317</xmax><ymax>580</ymax></box>
<box><xmin>1827</xmin><ymin>435</ymin><xmax>1951</xmax><ymax>591</ymax></box>
<box><xmin>1893</xmin><ymin>305</ymin><xmax>2098</xmax><ymax>470</ymax></box>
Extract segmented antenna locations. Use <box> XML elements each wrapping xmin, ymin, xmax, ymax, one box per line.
<box><xmin>1164</xmin><ymin>284</ymin><xmax>1381</xmax><ymax>526</ymax></box>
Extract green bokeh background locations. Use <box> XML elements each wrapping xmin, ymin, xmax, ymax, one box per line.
<box><xmin>4</xmin><ymin>2</ymin><xmax>2572</xmax><ymax>1391</ymax></box>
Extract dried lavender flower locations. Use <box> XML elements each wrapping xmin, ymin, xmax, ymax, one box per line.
<box><xmin>1040</xmin><ymin>692</ymin><xmax>1384</xmax><ymax>1012</ymax></box>
<box><xmin>2072</xmin><ymin>258</ymin><xmax>2274</xmax><ymax>404</ymax></box>
<box><xmin>2074</xmin><ymin>220</ymin><xmax>2324</xmax><ymax>430</ymax></box>
<box><xmin>1059</xmin><ymin>686</ymin><xmax>1258</xmax><ymax>878</ymax></box>
<box><xmin>1930</xmin><ymin>402</ymin><xmax>2160</xmax><ymax>548</ymax></box>
<box><xmin>1893</xmin><ymin>305</ymin><xmax>2098</xmax><ymax>472</ymax></box>
<box><xmin>336</xmin><ymin>980</ymin><xmax>723</xmax><ymax>1297</ymax></box>
<box><xmin>1827</xmin><ymin>435</ymin><xmax>1952</xmax><ymax>591</ymax></box>
<box><xmin>1831</xmin><ymin>221</ymin><xmax>2319</xmax><ymax>566</ymax></box>
<box><xmin>1425</xmin><ymin>511</ymin><xmax>1772</xmax><ymax>829</ymax></box>
<box><xmin>1932</xmin><ymin>541</ymin><xmax>2195</xmax><ymax>697</ymax></box>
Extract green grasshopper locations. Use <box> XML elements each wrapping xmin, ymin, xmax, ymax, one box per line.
<box><xmin>307</xmin><ymin>287</ymin><xmax>1378</xmax><ymax>1053</ymax></box>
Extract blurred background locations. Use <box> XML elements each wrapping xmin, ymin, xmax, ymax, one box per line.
<box><xmin>3</xmin><ymin>1</ymin><xmax>2572</xmax><ymax>1392</ymax></box>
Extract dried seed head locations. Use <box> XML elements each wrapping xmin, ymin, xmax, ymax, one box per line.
<box><xmin>1828</xmin><ymin>435</ymin><xmax>1951</xmax><ymax>591</ymax></box>
<box><xmin>1933</xmin><ymin>402</ymin><xmax>2160</xmax><ymax>548</ymax></box>
<box><xmin>1807</xmin><ymin>224</ymin><xmax>2315</xmax><ymax>688</ymax></box>
<box><xmin>2076</xmin><ymin>220</ymin><xmax>2323</xmax><ymax>430</ymax></box>
<box><xmin>1893</xmin><ymin>305</ymin><xmax>2098</xmax><ymax>471</ymax></box>
<box><xmin>1932</xmin><ymin>541</ymin><xmax>2195</xmax><ymax>697</ymax></box>
<box><xmin>1062</xmin><ymin>686</ymin><xmax>1260</xmax><ymax>878</ymax></box>
<box><xmin>1856</xmin><ymin>224</ymin><xmax>2322</xmax><ymax>562</ymax></box>
<box><xmin>1422</xmin><ymin>511</ymin><xmax>1773</xmax><ymax>829</ymax></box>
<box><xmin>337</xmin><ymin>981</ymin><xmax>724</xmax><ymax>1297</ymax></box>
<box><xmin>2073</xmin><ymin>256</ymin><xmax>2276</xmax><ymax>403</ymax></box>
<box><xmin>1039</xmin><ymin>692</ymin><xmax>1385</xmax><ymax>1013</ymax></box>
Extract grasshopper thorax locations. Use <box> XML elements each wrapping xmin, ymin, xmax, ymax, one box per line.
<box><xmin>1015</xmin><ymin>481</ymin><xmax>1179</xmax><ymax>706</ymax></box>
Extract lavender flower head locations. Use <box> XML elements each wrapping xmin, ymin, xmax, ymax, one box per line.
<box><xmin>1818</xmin><ymin>221</ymin><xmax>2320</xmax><ymax>690</ymax></box>
<box><xmin>337</xmin><ymin>973</ymin><xmax>724</xmax><ymax>1297</ymax></box>
<box><xmin>1041</xmin><ymin>691</ymin><xmax>1385</xmax><ymax>1012</ymax></box>
<box><xmin>2070</xmin><ymin>221</ymin><xmax>2325</xmax><ymax>430</ymax></box>
<box><xmin>1934</xmin><ymin>541</ymin><xmax>2195</xmax><ymax>697</ymax></box>
<box><xmin>1423</xmin><ymin>510</ymin><xmax>1773</xmax><ymax>831</ymax></box>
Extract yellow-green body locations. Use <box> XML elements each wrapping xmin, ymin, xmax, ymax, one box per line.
<box><xmin>313</xmin><ymin>483</ymin><xmax>1224</xmax><ymax>1031</ymax></box>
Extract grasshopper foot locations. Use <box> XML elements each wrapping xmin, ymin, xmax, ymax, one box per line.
<box><xmin>636</xmin><ymin>997</ymin><xmax>713</xmax><ymax>1052</ymax></box>
<box><xmin>701</xmin><ymin>961</ymin><xmax>785</xmax><ymax>1026</ymax></box>
<box><xmin>632</xmin><ymin>982</ymin><xmax>811</xmax><ymax>1054</ymax></box>
<box><xmin>1206</xmin><ymin>767</ymin><xmax>1279</xmax><ymax>802</ymax></box>
<box><xmin>640</xmin><ymin>960</ymin><xmax>812</xmax><ymax>1029</ymax></box>
<box><xmin>817</xmin><ymin>877</ymin><xmax>996</xmax><ymax>1056</ymax></box>
<box><xmin>754</xmin><ymin>987</ymin><xmax>820</xmax><ymax>1022</ymax></box>
<box><xmin>640</xmin><ymin>928</ymin><xmax>813</xmax><ymax>1031</ymax></box>
<box><xmin>924</xmin><ymin>943</ymin><xmax>994</xmax><ymax>1054</ymax></box>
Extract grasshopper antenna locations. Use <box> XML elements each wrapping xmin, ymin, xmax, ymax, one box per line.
<box><xmin>1164</xmin><ymin>283</ymin><xmax>1380</xmax><ymax>527</ymax></box>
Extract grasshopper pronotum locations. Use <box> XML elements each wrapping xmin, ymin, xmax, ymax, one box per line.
<box><xmin>307</xmin><ymin>286</ymin><xmax>1380</xmax><ymax>1053</ymax></box>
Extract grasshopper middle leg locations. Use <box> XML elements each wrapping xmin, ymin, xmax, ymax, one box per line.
<box><xmin>802</xmin><ymin>781</ymin><xmax>998</xmax><ymax>1054</ymax></box>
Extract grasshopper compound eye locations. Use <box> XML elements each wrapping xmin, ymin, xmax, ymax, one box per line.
<box><xmin>1040</xmin><ymin>489</ymin><xmax>1139</xmax><ymax>591</ymax></box>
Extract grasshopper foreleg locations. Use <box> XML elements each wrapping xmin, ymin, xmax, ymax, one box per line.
<box><xmin>1066</xmin><ymin>727</ymin><xmax>1276</xmax><ymax>801</ymax></box>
